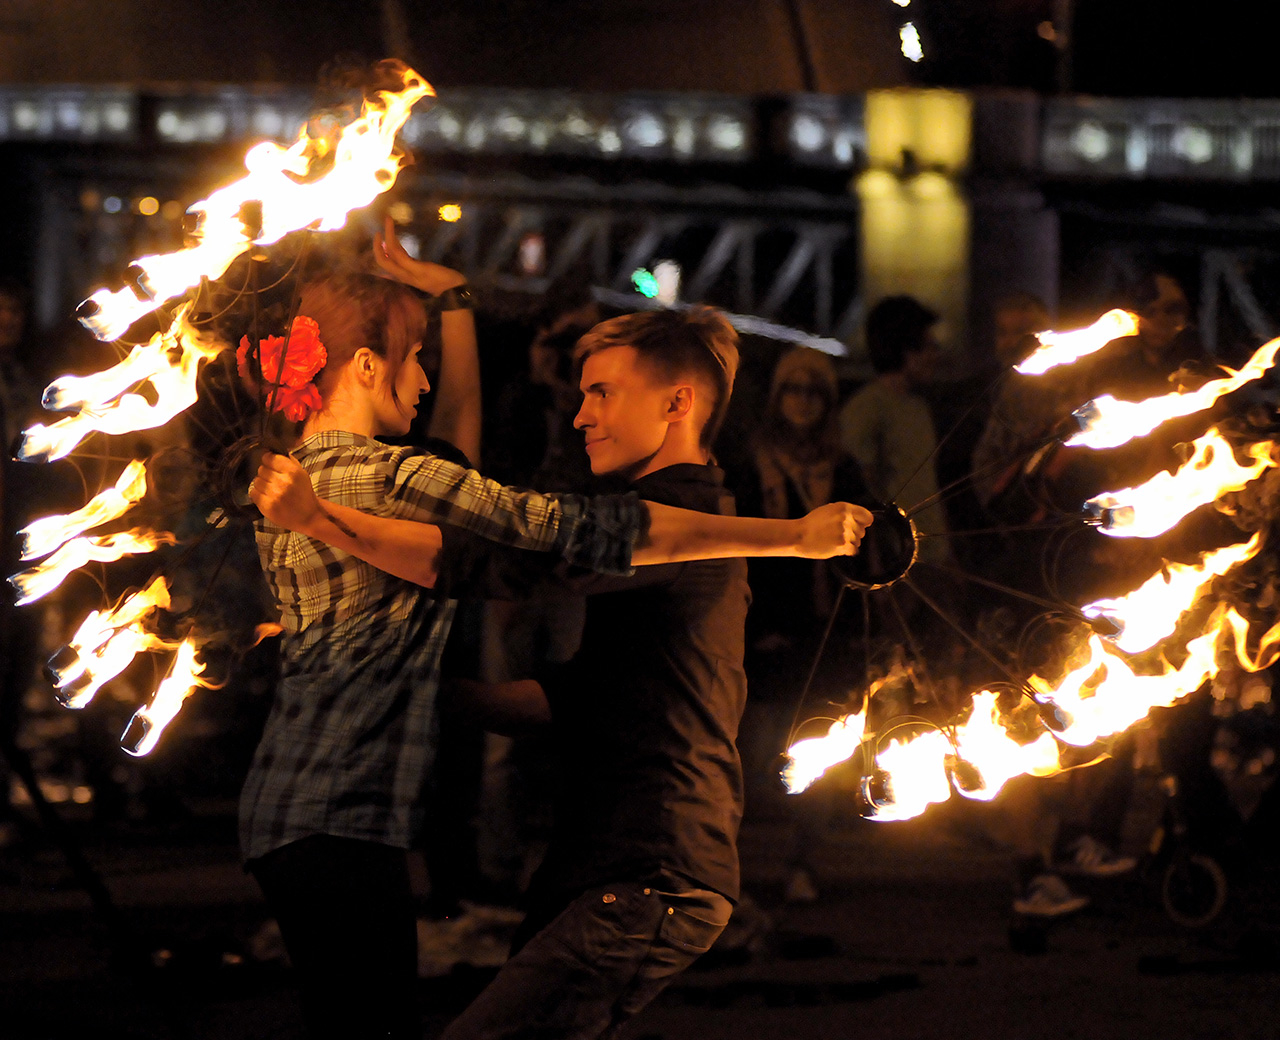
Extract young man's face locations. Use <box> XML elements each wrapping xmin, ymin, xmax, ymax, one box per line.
<box><xmin>574</xmin><ymin>345</ymin><xmax>676</xmax><ymax>480</ymax></box>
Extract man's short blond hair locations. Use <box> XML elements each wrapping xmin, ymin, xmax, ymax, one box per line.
<box><xmin>574</xmin><ymin>307</ymin><xmax>739</xmax><ymax>448</ymax></box>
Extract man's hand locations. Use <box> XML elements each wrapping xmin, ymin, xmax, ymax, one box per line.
<box><xmin>795</xmin><ymin>502</ymin><xmax>873</xmax><ymax>558</ymax></box>
<box><xmin>373</xmin><ymin>215</ymin><xmax>467</xmax><ymax>296</ymax></box>
<box><xmin>249</xmin><ymin>452</ymin><xmax>321</xmax><ymax>535</ymax></box>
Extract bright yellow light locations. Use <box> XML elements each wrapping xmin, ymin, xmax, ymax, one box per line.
<box><xmin>138</xmin><ymin>196</ymin><xmax>160</xmax><ymax>216</ymax></box>
<box><xmin>438</xmin><ymin>203</ymin><xmax>462</xmax><ymax>223</ymax></box>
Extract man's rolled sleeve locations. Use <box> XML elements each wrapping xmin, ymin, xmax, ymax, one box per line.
<box><xmin>550</xmin><ymin>492</ymin><xmax>645</xmax><ymax>576</ymax></box>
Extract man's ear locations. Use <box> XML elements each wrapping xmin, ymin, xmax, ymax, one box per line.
<box><xmin>667</xmin><ymin>384</ymin><xmax>696</xmax><ymax>424</ymax></box>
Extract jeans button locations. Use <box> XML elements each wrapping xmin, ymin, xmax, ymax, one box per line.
<box><xmin>602</xmin><ymin>893</ymin><xmax>616</xmax><ymax>904</ymax></box>
<box><xmin>643</xmin><ymin>888</ymin><xmax>651</xmax><ymax>896</ymax></box>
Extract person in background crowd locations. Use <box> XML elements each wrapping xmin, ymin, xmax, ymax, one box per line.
<box><xmin>0</xmin><ymin>278</ymin><xmax>41</xmax><ymax>850</ymax></box>
<box><xmin>839</xmin><ymin>295</ymin><xmax>949</xmax><ymax>563</ymax></box>
<box><xmin>734</xmin><ymin>346</ymin><xmax>875</xmax><ymax>901</ymax></box>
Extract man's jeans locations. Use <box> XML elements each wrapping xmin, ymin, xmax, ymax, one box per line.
<box><xmin>441</xmin><ymin>881</ymin><xmax>731</xmax><ymax>1040</ymax></box>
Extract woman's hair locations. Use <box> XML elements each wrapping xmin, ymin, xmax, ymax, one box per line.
<box><xmin>757</xmin><ymin>346</ymin><xmax>842</xmax><ymax>463</ymax></box>
<box><xmin>299</xmin><ymin>273</ymin><xmax>427</xmax><ymax>400</ymax></box>
<box><xmin>573</xmin><ymin>306</ymin><xmax>739</xmax><ymax>448</ymax></box>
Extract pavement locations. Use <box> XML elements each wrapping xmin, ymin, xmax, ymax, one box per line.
<box><xmin>2</xmin><ymin>776</ymin><xmax>1278</xmax><ymax>1040</ymax></box>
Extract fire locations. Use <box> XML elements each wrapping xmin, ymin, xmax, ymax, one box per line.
<box><xmin>119</xmin><ymin>639</ymin><xmax>212</xmax><ymax>757</ymax></box>
<box><xmin>75</xmin><ymin>65</ymin><xmax>433</xmax><ymax>342</ymax></box>
<box><xmin>9</xmin><ymin>531</ymin><xmax>175</xmax><ymax>606</ymax></box>
<box><xmin>49</xmin><ymin>577</ymin><xmax>173</xmax><ymax>709</ymax></box>
<box><xmin>782</xmin><ymin>710</ymin><xmax>868</xmax><ymax>793</ymax></box>
<box><xmin>1036</xmin><ymin>615</ymin><xmax>1233</xmax><ymax>749</ymax></box>
<box><xmin>1067</xmin><ymin>335</ymin><xmax>1280</xmax><ymax>451</ymax></box>
<box><xmin>19</xmin><ymin>460</ymin><xmax>148</xmax><ymax>560</ymax></box>
<box><xmin>10</xmin><ymin>63</ymin><xmax>436</xmax><ymax>755</ymax></box>
<box><xmin>1085</xmin><ymin>429</ymin><xmax>1276</xmax><ymax>538</ymax></box>
<box><xmin>19</xmin><ymin>307</ymin><xmax>224</xmax><ymax>463</ymax></box>
<box><xmin>1015</xmin><ymin>308</ymin><xmax>1139</xmax><ymax>376</ymax></box>
<box><xmin>1081</xmin><ymin>535</ymin><xmax>1261</xmax><ymax>654</ymax></box>
<box><xmin>951</xmin><ymin>691</ymin><xmax>1062</xmax><ymax>799</ymax></box>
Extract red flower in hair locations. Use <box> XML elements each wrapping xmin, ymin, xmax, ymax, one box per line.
<box><xmin>273</xmin><ymin>382</ymin><xmax>324</xmax><ymax>423</ymax></box>
<box><xmin>259</xmin><ymin>315</ymin><xmax>327</xmax><ymax>389</ymax></box>
<box><xmin>237</xmin><ymin>315</ymin><xmax>327</xmax><ymax>422</ymax></box>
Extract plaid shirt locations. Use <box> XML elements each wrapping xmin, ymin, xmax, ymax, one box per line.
<box><xmin>240</xmin><ymin>430</ymin><xmax>642</xmax><ymax>862</ymax></box>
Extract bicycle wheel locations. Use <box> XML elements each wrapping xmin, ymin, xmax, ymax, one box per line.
<box><xmin>1161</xmin><ymin>850</ymin><xmax>1228</xmax><ymax>928</ymax></box>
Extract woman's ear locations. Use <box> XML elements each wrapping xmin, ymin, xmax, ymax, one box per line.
<box><xmin>353</xmin><ymin>347</ymin><xmax>380</xmax><ymax>388</ymax></box>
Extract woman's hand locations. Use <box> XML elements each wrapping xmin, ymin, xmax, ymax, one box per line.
<box><xmin>795</xmin><ymin>502</ymin><xmax>873</xmax><ymax>558</ymax></box>
<box><xmin>249</xmin><ymin>452</ymin><xmax>321</xmax><ymax>535</ymax></box>
<box><xmin>373</xmin><ymin>215</ymin><xmax>467</xmax><ymax>296</ymax></box>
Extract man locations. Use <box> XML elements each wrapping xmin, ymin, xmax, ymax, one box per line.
<box><xmin>254</xmin><ymin>305</ymin><xmax>873</xmax><ymax>1039</ymax></box>
<box><xmin>838</xmin><ymin>295</ymin><xmax>948</xmax><ymax>561</ymax></box>
<box><xmin>440</xmin><ymin>305</ymin><xmax>756</xmax><ymax>1039</ymax></box>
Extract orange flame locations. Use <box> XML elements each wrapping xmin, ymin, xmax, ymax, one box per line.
<box><xmin>9</xmin><ymin>531</ymin><xmax>175</xmax><ymax>605</ymax></box>
<box><xmin>1015</xmin><ymin>309</ymin><xmax>1139</xmax><ymax>377</ymax></box>
<box><xmin>1067</xmin><ymin>335</ymin><xmax>1280</xmax><ymax>451</ymax></box>
<box><xmin>1081</xmin><ymin>535</ymin><xmax>1261</xmax><ymax>654</ymax></box>
<box><xmin>782</xmin><ymin>710</ymin><xmax>868</xmax><ymax>793</ymax></box>
<box><xmin>1085</xmin><ymin>429</ymin><xmax>1276</xmax><ymax>538</ymax></box>
<box><xmin>18</xmin><ymin>307</ymin><xmax>222</xmax><ymax>462</ymax></box>
<box><xmin>77</xmin><ymin>66</ymin><xmax>433</xmax><ymax>341</ymax></box>
<box><xmin>19</xmin><ymin>460</ymin><xmax>148</xmax><ymax>560</ymax></box>
<box><xmin>50</xmin><ymin>577</ymin><xmax>173</xmax><ymax>709</ymax></box>
<box><xmin>121</xmin><ymin>639</ymin><xmax>212</xmax><ymax>757</ymax></box>
<box><xmin>784</xmin><ymin>598</ymin><xmax>1275</xmax><ymax>819</ymax></box>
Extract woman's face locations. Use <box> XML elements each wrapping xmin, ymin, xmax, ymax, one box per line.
<box><xmin>1138</xmin><ymin>275</ymin><xmax>1190</xmax><ymax>355</ymax></box>
<box><xmin>776</xmin><ymin>376</ymin><xmax>829</xmax><ymax>433</ymax></box>
<box><xmin>372</xmin><ymin>341</ymin><xmax>430</xmax><ymax>435</ymax></box>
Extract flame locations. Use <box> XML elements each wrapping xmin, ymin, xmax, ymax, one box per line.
<box><xmin>50</xmin><ymin>577</ymin><xmax>173</xmax><ymax>709</ymax></box>
<box><xmin>18</xmin><ymin>307</ymin><xmax>223</xmax><ymax>462</ymax></box>
<box><xmin>1067</xmin><ymin>335</ymin><xmax>1280</xmax><ymax>451</ymax></box>
<box><xmin>870</xmin><ymin>730</ymin><xmax>952</xmax><ymax>820</ymax></box>
<box><xmin>1015</xmin><ymin>309</ymin><xmax>1139</xmax><ymax>377</ymax></box>
<box><xmin>1085</xmin><ymin>429</ymin><xmax>1276</xmax><ymax>538</ymax></box>
<box><xmin>19</xmin><ymin>460</ymin><xmax>148</xmax><ymax>560</ymax></box>
<box><xmin>76</xmin><ymin>66</ymin><xmax>433</xmax><ymax>341</ymax></box>
<box><xmin>252</xmin><ymin>622</ymin><xmax>285</xmax><ymax>647</ymax></box>
<box><xmin>782</xmin><ymin>710</ymin><xmax>868</xmax><ymax>793</ymax></box>
<box><xmin>120</xmin><ymin>639</ymin><xmax>211</xmax><ymax>757</ymax></box>
<box><xmin>1081</xmin><ymin>535</ymin><xmax>1261</xmax><ymax>654</ymax></box>
<box><xmin>951</xmin><ymin>691</ymin><xmax>1062</xmax><ymax>800</ymax></box>
<box><xmin>9</xmin><ymin>531</ymin><xmax>175</xmax><ymax>605</ymax></box>
<box><xmin>783</xmin><ymin>597</ymin><xmax>1274</xmax><ymax>820</ymax></box>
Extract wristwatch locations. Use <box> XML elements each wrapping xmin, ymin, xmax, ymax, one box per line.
<box><xmin>434</xmin><ymin>284</ymin><xmax>473</xmax><ymax>311</ymax></box>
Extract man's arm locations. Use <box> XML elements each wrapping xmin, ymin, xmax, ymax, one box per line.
<box><xmin>250</xmin><ymin>454</ymin><xmax>872</xmax><ymax>588</ymax></box>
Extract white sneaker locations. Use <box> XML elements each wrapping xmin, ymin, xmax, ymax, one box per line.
<box><xmin>1013</xmin><ymin>874</ymin><xmax>1089</xmax><ymax>917</ymax></box>
<box><xmin>1062</xmin><ymin>835</ymin><xmax>1137</xmax><ymax>877</ymax></box>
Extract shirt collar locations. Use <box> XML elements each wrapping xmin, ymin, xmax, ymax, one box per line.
<box><xmin>293</xmin><ymin>429</ymin><xmax>382</xmax><ymax>458</ymax></box>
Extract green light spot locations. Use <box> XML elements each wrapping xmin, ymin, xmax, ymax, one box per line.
<box><xmin>631</xmin><ymin>269</ymin><xmax>660</xmax><ymax>299</ymax></box>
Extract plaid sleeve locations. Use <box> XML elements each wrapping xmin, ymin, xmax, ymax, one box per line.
<box><xmin>381</xmin><ymin>449</ymin><xmax>643</xmax><ymax>574</ymax></box>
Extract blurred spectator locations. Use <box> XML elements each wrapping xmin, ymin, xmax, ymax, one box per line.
<box><xmin>839</xmin><ymin>296</ymin><xmax>949</xmax><ymax>562</ymax></box>
<box><xmin>970</xmin><ymin>293</ymin><xmax>1070</xmax><ymax>515</ymax></box>
<box><xmin>0</xmin><ymin>278</ymin><xmax>42</xmax><ymax>847</ymax></box>
<box><xmin>734</xmin><ymin>346</ymin><xmax>874</xmax><ymax>901</ymax></box>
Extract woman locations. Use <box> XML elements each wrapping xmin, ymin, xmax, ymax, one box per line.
<box><xmin>736</xmin><ymin>346</ymin><xmax>875</xmax><ymax>901</ymax></box>
<box><xmin>242</xmin><ymin>227</ymin><xmax>870</xmax><ymax>1039</ymax></box>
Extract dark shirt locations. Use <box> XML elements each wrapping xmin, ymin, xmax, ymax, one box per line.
<box><xmin>444</xmin><ymin>463</ymin><xmax>750</xmax><ymax>903</ymax></box>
